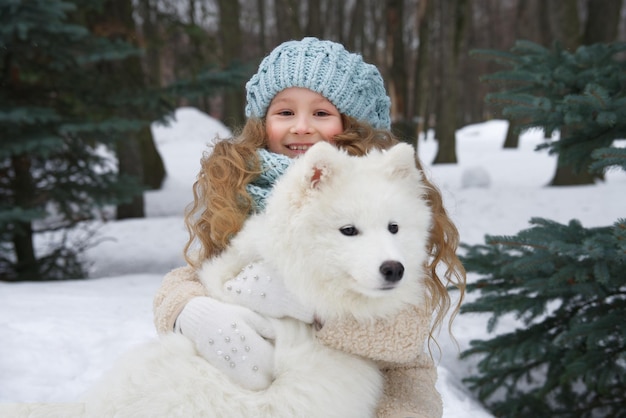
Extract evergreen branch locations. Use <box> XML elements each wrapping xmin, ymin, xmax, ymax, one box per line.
<box><xmin>589</xmin><ymin>147</ymin><xmax>626</xmax><ymax>173</ymax></box>
<box><xmin>460</xmin><ymin>216</ymin><xmax>626</xmax><ymax>416</ymax></box>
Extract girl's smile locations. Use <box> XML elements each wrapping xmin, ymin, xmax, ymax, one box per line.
<box><xmin>265</xmin><ymin>87</ymin><xmax>344</xmax><ymax>158</ymax></box>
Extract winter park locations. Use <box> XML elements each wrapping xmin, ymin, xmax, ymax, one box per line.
<box><xmin>2</xmin><ymin>109</ymin><xmax>624</xmax><ymax>416</ymax></box>
<box><xmin>3</xmin><ymin>1</ymin><xmax>626</xmax><ymax>417</ymax></box>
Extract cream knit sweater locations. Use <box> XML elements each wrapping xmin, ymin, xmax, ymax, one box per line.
<box><xmin>154</xmin><ymin>266</ymin><xmax>443</xmax><ymax>418</ymax></box>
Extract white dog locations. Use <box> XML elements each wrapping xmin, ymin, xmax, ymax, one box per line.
<box><xmin>37</xmin><ymin>141</ymin><xmax>431</xmax><ymax>418</ymax></box>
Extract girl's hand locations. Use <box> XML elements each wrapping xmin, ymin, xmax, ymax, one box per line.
<box><xmin>175</xmin><ymin>297</ymin><xmax>276</xmax><ymax>391</ymax></box>
<box><xmin>223</xmin><ymin>262</ymin><xmax>315</xmax><ymax>324</ymax></box>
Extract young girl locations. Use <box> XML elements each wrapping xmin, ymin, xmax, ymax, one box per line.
<box><xmin>153</xmin><ymin>37</ymin><xmax>465</xmax><ymax>418</ymax></box>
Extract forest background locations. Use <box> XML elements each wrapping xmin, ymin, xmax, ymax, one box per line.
<box><xmin>3</xmin><ymin>1</ymin><xmax>626</xmax><ymax>415</ymax></box>
<box><xmin>3</xmin><ymin>0</ymin><xmax>626</xmax><ymax>281</ymax></box>
<box><xmin>137</xmin><ymin>0</ymin><xmax>626</xmax><ymax>167</ymax></box>
<box><xmin>85</xmin><ymin>0</ymin><xmax>626</xmax><ymax>201</ymax></box>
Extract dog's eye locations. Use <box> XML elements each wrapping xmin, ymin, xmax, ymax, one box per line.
<box><xmin>388</xmin><ymin>222</ymin><xmax>399</xmax><ymax>234</ymax></box>
<box><xmin>339</xmin><ymin>225</ymin><xmax>359</xmax><ymax>236</ymax></box>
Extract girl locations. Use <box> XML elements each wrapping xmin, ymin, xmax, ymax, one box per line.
<box><xmin>153</xmin><ymin>37</ymin><xmax>465</xmax><ymax>418</ymax></box>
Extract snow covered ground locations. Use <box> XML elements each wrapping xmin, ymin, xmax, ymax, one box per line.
<box><xmin>1</xmin><ymin>108</ymin><xmax>623</xmax><ymax>416</ymax></box>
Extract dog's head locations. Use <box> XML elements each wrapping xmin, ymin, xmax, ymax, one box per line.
<box><xmin>262</xmin><ymin>142</ymin><xmax>432</xmax><ymax>321</ymax></box>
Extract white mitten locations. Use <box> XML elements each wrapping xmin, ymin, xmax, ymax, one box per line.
<box><xmin>224</xmin><ymin>262</ymin><xmax>315</xmax><ymax>323</ymax></box>
<box><xmin>175</xmin><ymin>297</ymin><xmax>276</xmax><ymax>391</ymax></box>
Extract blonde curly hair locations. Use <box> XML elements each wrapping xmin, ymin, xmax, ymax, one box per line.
<box><xmin>184</xmin><ymin>115</ymin><xmax>465</xmax><ymax>342</ymax></box>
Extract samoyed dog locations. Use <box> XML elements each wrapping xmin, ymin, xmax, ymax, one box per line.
<box><xmin>38</xmin><ymin>141</ymin><xmax>431</xmax><ymax>418</ymax></box>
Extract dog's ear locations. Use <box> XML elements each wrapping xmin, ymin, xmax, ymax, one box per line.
<box><xmin>302</xmin><ymin>142</ymin><xmax>344</xmax><ymax>190</ymax></box>
<box><xmin>382</xmin><ymin>143</ymin><xmax>420</xmax><ymax>180</ymax></box>
<box><xmin>310</xmin><ymin>166</ymin><xmax>325</xmax><ymax>188</ymax></box>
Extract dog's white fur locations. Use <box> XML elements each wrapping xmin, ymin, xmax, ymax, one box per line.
<box><xmin>79</xmin><ymin>142</ymin><xmax>432</xmax><ymax>418</ymax></box>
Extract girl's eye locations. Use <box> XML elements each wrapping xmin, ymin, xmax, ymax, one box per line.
<box><xmin>278</xmin><ymin>110</ymin><xmax>293</xmax><ymax>116</ymax></box>
<box><xmin>314</xmin><ymin>111</ymin><xmax>331</xmax><ymax>117</ymax></box>
<box><xmin>339</xmin><ymin>225</ymin><xmax>359</xmax><ymax>236</ymax></box>
<box><xmin>388</xmin><ymin>222</ymin><xmax>399</xmax><ymax>234</ymax></box>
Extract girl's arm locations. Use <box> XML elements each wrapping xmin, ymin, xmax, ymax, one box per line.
<box><xmin>315</xmin><ymin>306</ymin><xmax>443</xmax><ymax>418</ymax></box>
<box><xmin>315</xmin><ymin>305</ymin><xmax>430</xmax><ymax>363</ymax></box>
<box><xmin>153</xmin><ymin>265</ymin><xmax>208</xmax><ymax>334</ymax></box>
<box><xmin>376</xmin><ymin>356</ymin><xmax>443</xmax><ymax>418</ymax></box>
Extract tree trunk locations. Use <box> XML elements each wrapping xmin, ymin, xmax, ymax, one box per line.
<box><xmin>515</xmin><ymin>0</ymin><xmax>552</xmax><ymax>46</ymax></box>
<box><xmin>502</xmin><ymin>120</ymin><xmax>520</xmax><ymax>149</ymax></box>
<box><xmin>137</xmin><ymin>0</ymin><xmax>162</xmax><ymax>86</ymax></box>
<box><xmin>545</xmin><ymin>0</ymin><xmax>599</xmax><ymax>186</ymax></box>
<box><xmin>10</xmin><ymin>155</ymin><xmax>38</xmax><ymax>280</ymax></box>
<box><xmin>386</xmin><ymin>0</ymin><xmax>416</xmax><ymax>144</ymax></box>
<box><xmin>550</xmin><ymin>128</ymin><xmax>596</xmax><ymax>186</ymax></box>
<box><xmin>306</xmin><ymin>0</ymin><xmax>322</xmax><ymax>38</ymax></box>
<box><xmin>502</xmin><ymin>0</ymin><xmax>554</xmax><ymax>150</ymax></box>
<box><xmin>548</xmin><ymin>0</ymin><xmax>580</xmax><ymax>50</ymax></box>
<box><xmin>550</xmin><ymin>157</ymin><xmax>596</xmax><ymax>185</ymax></box>
<box><xmin>275</xmin><ymin>0</ymin><xmax>302</xmax><ymax>42</ymax></box>
<box><xmin>548</xmin><ymin>0</ymin><xmax>622</xmax><ymax>186</ymax></box>
<box><xmin>256</xmin><ymin>0</ymin><xmax>267</xmax><ymax>53</ymax></box>
<box><xmin>364</xmin><ymin>2</ymin><xmax>384</xmax><ymax>63</ymax></box>
<box><xmin>133</xmin><ymin>0</ymin><xmax>167</xmax><ymax>189</ymax></box>
<box><xmin>186</xmin><ymin>0</ymin><xmax>211</xmax><ymax>112</ymax></box>
<box><xmin>414</xmin><ymin>0</ymin><xmax>432</xmax><ymax>140</ymax></box>
<box><xmin>138</xmin><ymin>0</ymin><xmax>166</xmax><ymax>190</ymax></box>
<box><xmin>582</xmin><ymin>0</ymin><xmax>621</xmax><ymax>44</ymax></box>
<box><xmin>90</xmin><ymin>0</ymin><xmax>164</xmax><ymax>217</ymax></box>
<box><xmin>345</xmin><ymin>0</ymin><xmax>364</xmax><ymax>51</ymax></box>
<box><xmin>217</xmin><ymin>0</ymin><xmax>245</xmax><ymax>128</ymax></box>
<box><xmin>139</xmin><ymin>125</ymin><xmax>166</xmax><ymax>190</ymax></box>
<box><xmin>433</xmin><ymin>0</ymin><xmax>469</xmax><ymax>164</ymax></box>
<box><xmin>385</xmin><ymin>0</ymin><xmax>406</xmax><ymax>122</ymax></box>
<box><xmin>117</xmin><ymin>137</ymin><xmax>146</xmax><ymax>219</ymax></box>
<box><xmin>334</xmin><ymin>1</ymin><xmax>344</xmax><ymax>44</ymax></box>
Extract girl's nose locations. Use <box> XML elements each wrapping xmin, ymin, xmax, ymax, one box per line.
<box><xmin>290</xmin><ymin>115</ymin><xmax>313</xmax><ymax>134</ymax></box>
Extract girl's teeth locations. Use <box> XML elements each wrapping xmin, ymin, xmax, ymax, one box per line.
<box><xmin>289</xmin><ymin>145</ymin><xmax>310</xmax><ymax>150</ymax></box>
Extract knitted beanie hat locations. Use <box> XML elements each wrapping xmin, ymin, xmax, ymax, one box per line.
<box><xmin>245</xmin><ymin>37</ymin><xmax>391</xmax><ymax>129</ymax></box>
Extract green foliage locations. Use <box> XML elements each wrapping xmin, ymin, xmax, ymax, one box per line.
<box><xmin>460</xmin><ymin>218</ymin><xmax>626</xmax><ymax>417</ymax></box>
<box><xmin>1</xmin><ymin>0</ymin><xmax>145</xmax><ymax>280</ymax></box>
<box><xmin>471</xmin><ymin>41</ymin><xmax>626</xmax><ymax>173</ymax></box>
<box><xmin>0</xmin><ymin>0</ymin><xmax>247</xmax><ymax>281</ymax></box>
<box><xmin>590</xmin><ymin>147</ymin><xmax>626</xmax><ymax>173</ymax></box>
<box><xmin>463</xmin><ymin>40</ymin><xmax>626</xmax><ymax>417</ymax></box>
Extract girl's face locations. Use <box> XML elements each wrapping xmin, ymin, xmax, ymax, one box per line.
<box><xmin>265</xmin><ymin>87</ymin><xmax>344</xmax><ymax>158</ymax></box>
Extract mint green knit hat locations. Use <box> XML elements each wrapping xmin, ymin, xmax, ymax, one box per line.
<box><xmin>245</xmin><ymin>37</ymin><xmax>391</xmax><ymax>129</ymax></box>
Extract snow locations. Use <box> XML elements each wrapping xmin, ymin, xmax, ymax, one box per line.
<box><xmin>1</xmin><ymin>108</ymin><xmax>624</xmax><ymax>417</ymax></box>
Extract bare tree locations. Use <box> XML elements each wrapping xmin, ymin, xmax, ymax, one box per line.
<box><xmin>547</xmin><ymin>0</ymin><xmax>613</xmax><ymax>186</ymax></box>
<box><xmin>385</xmin><ymin>0</ymin><xmax>407</xmax><ymax>122</ymax></box>
<box><xmin>385</xmin><ymin>0</ymin><xmax>418</xmax><ymax>144</ymax></box>
<box><xmin>257</xmin><ymin>0</ymin><xmax>268</xmax><ymax>52</ymax></box>
<box><xmin>119</xmin><ymin>0</ymin><xmax>626</xmax><ymax>171</ymax></box>
<box><xmin>548</xmin><ymin>0</ymin><xmax>623</xmax><ymax>186</ymax></box>
<box><xmin>137</xmin><ymin>0</ymin><xmax>162</xmax><ymax>86</ymax></box>
<box><xmin>89</xmin><ymin>0</ymin><xmax>166</xmax><ymax>218</ymax></box>
<box><xmin>414</xmin><ymin>0</ymin><xmax>434</xmax><ymax>139</ymax></box>
<box><xmin>345</xmin><ymin>0</ymin><xmax>365</xmax><ymax>51</ymax></box>
<box><xmin>274</xmin><ymin>0</ymin><xmax>302</xmax><ymax>41</ymax></box>
<box><xmin>502</xmin><ymin>0</ymin><xmax>553</xmax><ymax>149</ymax></box>
<box><xmin>582</xmin><ymin>0</ymin><xmax>622</xmax><ymax>44</ymax></box>
<box><xmin>306</xmin><ymin>0</ymin><xmax>322</xmax><ymax>37</ymax></box>
<box><xmin>217</xmin><ymin>0</ymin><xmax>245</xmax><ymax>128</ymax></box>
<box><xmin>433</xmin><ymin>0</ymin><xmax>471</xmax><ymax>164</ymax></box>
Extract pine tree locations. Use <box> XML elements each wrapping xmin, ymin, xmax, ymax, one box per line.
<box><xmin>0</xmin><ymin>0</ymin><xmax>247</xmax><ymax>281</ymax></box>
<box><xmin>460</xmin><ymin>41</ymin><xmax>626</xmax><ymax>418</ymax></box>
<box><xmin>461</xmin><ymin>218</ymin><xmax>626</xmax><ymax>417</ymax></box>
<box><xmin>472</xmin><ymin>41</ymin><xmax>626</xmax><ymax>176</ymax></box>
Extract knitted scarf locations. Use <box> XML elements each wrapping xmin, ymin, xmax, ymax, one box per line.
<box><xmin>246</xmin><ymin>149</ymin><xmax>292</xmax><ymax>213</ymax></box>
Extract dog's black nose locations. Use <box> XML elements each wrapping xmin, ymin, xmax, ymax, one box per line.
<box><xmin>380</xmin><ymin>260</ymin><xmax>404</xmax><ymax>283</ymax></box>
